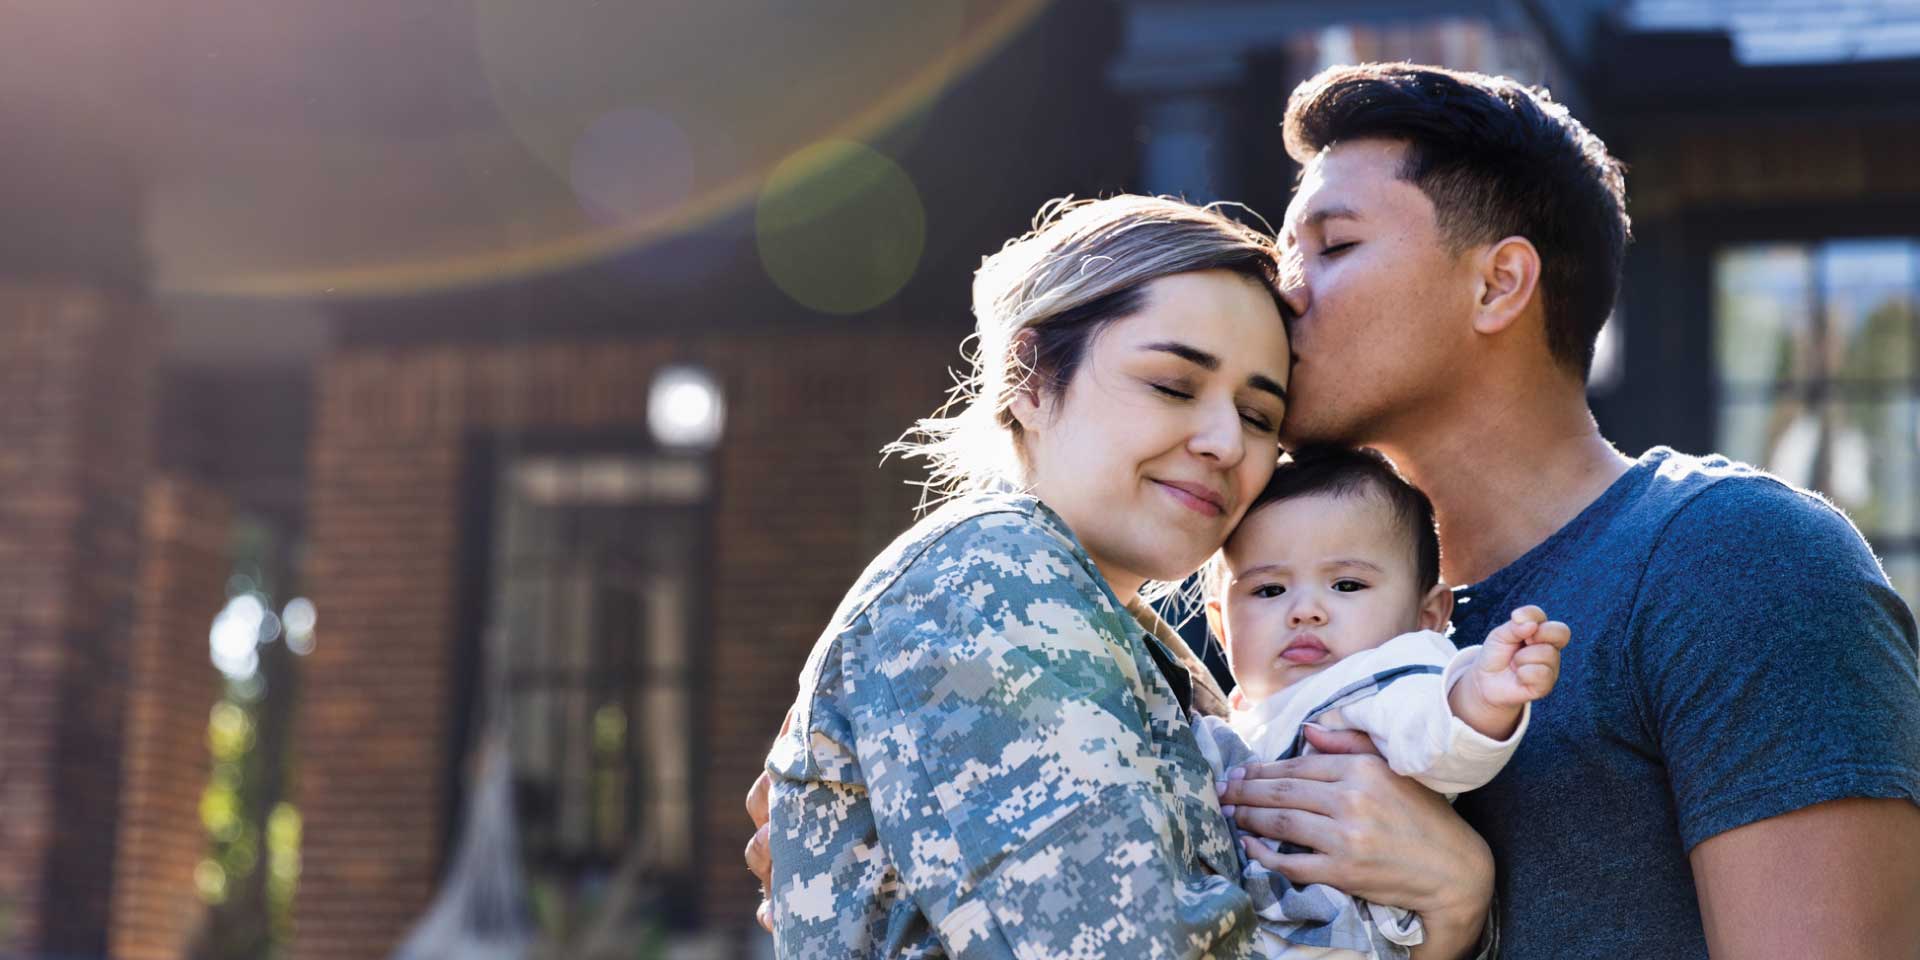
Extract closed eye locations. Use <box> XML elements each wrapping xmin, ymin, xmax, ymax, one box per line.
<box><xmin>1322</xmin><ymin>242</ymin><xmax>1357</xmax><ymax>257</ymax></box>
<box><xmin>1151</xmin><ymin>383</ymin><xmax>1193</xmax><ymax>400</ymax></box>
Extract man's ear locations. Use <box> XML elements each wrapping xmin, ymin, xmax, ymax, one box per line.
<box><xmin>1471</xmin><ymin>236</ymin><xmax>1542</xmax><ymax>336</ymax></box>
<box><xmin>1417</xmin><ymin>581</ymin><xmax>1454</xmax><ymax>633</ymax></box>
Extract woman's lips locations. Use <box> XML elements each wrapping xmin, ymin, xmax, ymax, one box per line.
<box><xmin>1154</xmin><ymin>479</ymin><xmax>1224</xmax><ymax>517</ymax></box>
<box><xmin>1281</xmin><ymin>636</ymin><xmax>1329</xmax><ymax>664</ymax></box>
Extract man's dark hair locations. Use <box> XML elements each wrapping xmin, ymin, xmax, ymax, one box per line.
<box><xmin>1283</xmin><ymin>63</ymin><xmax>1630</xmax><ymax>379</ymax></box>
<box><xmin>1235</xmin><ymin>445</ymin><xmax>1441</xmax><ymax>594</ymax></box>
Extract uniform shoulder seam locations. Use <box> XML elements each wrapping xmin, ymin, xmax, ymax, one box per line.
<box><xmin>841</xmin><ymin>502</ymin><xmax>1068</xmax><ymax>627</ymax></box>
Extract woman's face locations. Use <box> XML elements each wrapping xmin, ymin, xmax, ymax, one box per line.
<box><xmin>1014</xmin><ymin>269</ymin><xmax>1291</xmax><ymax>601</ymax></box>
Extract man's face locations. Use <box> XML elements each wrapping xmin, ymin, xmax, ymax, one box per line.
<box><xmin>1276</xmin><ymin>138</ymin><xmax>1481</xmax><ymax>447</ymax></box>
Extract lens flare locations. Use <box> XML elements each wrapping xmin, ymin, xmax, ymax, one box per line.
<box><xmin>756</xmin><ymin>140</ymin><xmax>925</xmax><ymax>315</ymax></box>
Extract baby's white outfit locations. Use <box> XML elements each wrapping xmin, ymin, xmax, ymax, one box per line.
<box><xmin>1195</xmin><ymin>630</ymin><xmax>1529</xmax><ymax>960</ymax></box>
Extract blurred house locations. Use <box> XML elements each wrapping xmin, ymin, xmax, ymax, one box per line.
<box><xmin>0</xmin><ymin>1</ymin><xmax>1914</xmax><ymax>958</ymax></box>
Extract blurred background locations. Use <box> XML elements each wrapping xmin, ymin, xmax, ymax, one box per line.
<box><xmin>0</xmin><ymin>0</ymin><xmax>1915</xmax><ymax>958</ymax></box>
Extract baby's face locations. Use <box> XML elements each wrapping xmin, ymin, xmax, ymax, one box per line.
<box><xmin>1212</xmin><ymin>491</ymin><xmax>1438</xmax><ymax>702</ymax></box>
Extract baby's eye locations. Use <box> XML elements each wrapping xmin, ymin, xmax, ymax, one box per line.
<box><xmin>1331</xmin><ymin>579</ymin><xmax>1367</xmax><ymax>593</ymax></box>
<box><xmin>1251</xmin><ymin>583</ymin><xmax>1286</xmax><ymax>599</ymax></box>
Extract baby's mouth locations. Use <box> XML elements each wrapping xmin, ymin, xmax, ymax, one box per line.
<box><xmin>1280</xmin><ymin>635</ymin><xmax>1329</xmax><ymax>664</ymax></box>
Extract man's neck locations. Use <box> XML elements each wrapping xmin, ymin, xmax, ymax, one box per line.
<box><xmin>1374</xmin><ymin>385</ymin><xmax>1632</xmax><ymax>587</ymax></box>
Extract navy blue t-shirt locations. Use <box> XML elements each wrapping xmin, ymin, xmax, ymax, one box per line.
<box><xmin>1448</xmin><ymin>448</ymin><xmax>1920</xmax><ymax>959</ymax></box>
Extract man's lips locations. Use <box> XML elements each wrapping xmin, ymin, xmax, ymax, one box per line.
<box><xmin>1280</xmin><ymin>635</ymin><xmax>1329</xmax><ymax>664</ymax></box>
<box><xmin>1153</xmin><ymin>479</ymin><xmax>1225</xmax><ymax>517</ymax></box>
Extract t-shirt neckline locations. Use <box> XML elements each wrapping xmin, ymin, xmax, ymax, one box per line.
<box><xmin>1456</xmin><ymin>446</ymin><xmax>1675</xmax><ymax>603</ymax></box>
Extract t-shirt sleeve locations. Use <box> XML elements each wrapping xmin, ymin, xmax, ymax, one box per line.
<box><xmin>1626</xmin><ymin>478</ymin><xmax>1920</xmax><ymax>850</ymax></box>
<box><xmin>853</xmin><ymin>516</ymin><xmax>1249</xmax><ymax>957</ymax></box>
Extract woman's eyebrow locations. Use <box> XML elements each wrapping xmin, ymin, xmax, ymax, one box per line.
<box><xmin>1249</xmin><ymin>375</ymin><xmax>1288</xmax><ymax>404</ymax></box>
<box><xmin>1139</xmin><ymin>341</ymin><xmax>1287</xmax><ymax>402</ymax></box>
<box><xmin>1139</xmin><ymin>341</ymin><xmax>1218</xmax><ymax>370</ymax></box>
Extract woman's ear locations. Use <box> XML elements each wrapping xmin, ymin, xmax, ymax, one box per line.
<box><xmin>1205</xmin><ymin>598</ymin><xmax>1228</xmax><ymax>647</ymax></box>
<box><xmin>1471</xmin><ymin>236</ymin><xmax>1542</xmax><ymax>336</ymax></box>
<box><xmin>1006</xmin><ymin>329</ymin><xmax>1046</xmax><ymax>431</ymax></box>
<box><xmin>1008</xmin><ymin>384</ymin><xmax>1043</xmax><ymax>432</ymax></box>
<box><xmin>1417</xmin><ymin>581</ymin><xmax>1454</xmax><ymax>633</ymax></box>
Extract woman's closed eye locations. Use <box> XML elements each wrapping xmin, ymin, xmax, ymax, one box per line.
<box><xmin>1150</xmin><ymin>381</ymin><xmax>1193</xmax><ymax>400</ymax></box>
<box><xmin>1321</xmin><ymin>241</ymin><xmax>1358</xmax><ymax>258</ymax></box>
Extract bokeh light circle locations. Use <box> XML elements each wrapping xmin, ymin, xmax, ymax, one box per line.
<box><xmin>756</xmin><ymin>140</ymin><xmax>925</xmax><ymax>315</ymax></box>
<box><xmin>569</xmin><ymin>108</ymin><xmax>697</xmax><ymax>227</ymax></box>
<box><xmin>648</xmin><ymin>366</ymin><xmax>726</xmax><ymax>450</ymax></box>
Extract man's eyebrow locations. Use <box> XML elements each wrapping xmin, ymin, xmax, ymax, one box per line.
<box><xmin>1302</xmin><ymin>205</ymin><xmax>1363</xmax><ymax>229</ymax></box>
<box><xmin>1141</xmin><ymin>341</ymin><xmax>1288</xmax><ymax>403</ymax></box>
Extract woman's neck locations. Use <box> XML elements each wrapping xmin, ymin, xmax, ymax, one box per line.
<box><xmin>1090</xmin><ymin>557</ymin><xmax>1145</xmax><ymax>605</ymax></box>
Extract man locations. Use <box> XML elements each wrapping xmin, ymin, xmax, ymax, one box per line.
<box><xmin>1225</xmin><ymin>63</ymin><xmax>1920</xmax><ymax>958</ymax></box>
<box><xmin>750</xmin><ymin>63</ymin><xmax>1920</xmax><ymax>957</ymax></box>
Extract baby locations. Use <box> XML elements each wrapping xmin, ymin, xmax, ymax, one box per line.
<box><xmin>1194</xmin><ymin>445</ymin><xmax>1569</xmax><ymax>960</ymax></box>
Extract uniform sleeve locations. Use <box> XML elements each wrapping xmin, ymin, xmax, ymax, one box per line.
<box><xmin>853</xmin><ymin>518</ymin><xmax>1249</xmax><ymax>958</ymax></box>
<box><xmin>767</xmin><ymin>646</ymin><xmax>898</xmax><ymax>957</ymax></box>
<box><xmin>1332</xmin><ymin>633</ymin><xmax>1528</xmax><ymax>795</ymax></box>
<box><xmin>1627</xmin><ymin>480</ymin><xmax>1920</xmax><ymax>850</ymax></box>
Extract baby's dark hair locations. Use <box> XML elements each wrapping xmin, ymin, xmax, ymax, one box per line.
<box><xmin>1210</xmin><ymin>445</ymin><xmax>1441</xmax><ymax>596</ymax></box>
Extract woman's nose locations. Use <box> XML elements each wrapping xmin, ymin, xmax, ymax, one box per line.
<box><xmin>1186</xmin><ymin>401</ymin><xmax>1245</xmax><ymax>465</ymax></box>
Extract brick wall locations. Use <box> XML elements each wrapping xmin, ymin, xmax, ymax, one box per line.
<box><xmin>295</xmin><ymin>333</ymin><xmax>951</xmax><ymax>960</ymax></box>
<box><xmin>0</xmin><ymin>281</ymin><xmax>154</xmax><ymax>956</ymax></box>
<box><xmin>109</xmin><ymin>477</ymin><xmax>232</xmax><ymax>960</ymax></box>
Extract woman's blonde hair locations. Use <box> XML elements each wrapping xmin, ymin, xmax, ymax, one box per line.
<box><xmin>887</xmin><ymin>194</ymin><xmax>1282</xmax><ymax>509</ymax></box>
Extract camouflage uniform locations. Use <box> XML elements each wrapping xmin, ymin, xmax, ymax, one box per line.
<box><xmin>766</xmin><ymin>491</ymin><xmax>1255</xmax><ymax>959</ymax></box>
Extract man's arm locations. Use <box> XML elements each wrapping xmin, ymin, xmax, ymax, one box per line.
<box><xmin>1691</xmin><ymin>797</ymin><xmax>1920</xmax><ymax>958</ymax></box>
<box><xmin>1634</xmin><ymin>481</ymin><xmax>1920</xmax><ymax>956</ymax></box>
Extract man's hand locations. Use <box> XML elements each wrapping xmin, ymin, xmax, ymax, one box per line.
<box><xmin>745</xmin><ymin>770</ymin><xmax>774</xmax><ymax>931</ymax></box>
<box><xmin>1219</xmin><ymin>726</ymin><xmax>1493</xmax><ymax>960</ymax></box>
<box><xmin>744</xmin><ymin>708</ymin><xmax>794</xmax><ymax>934</ymax></box>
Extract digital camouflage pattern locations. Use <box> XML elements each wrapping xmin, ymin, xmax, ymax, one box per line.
<box><xmin>766</xmin><ymin>492</ymin><xmax>1255</xmax><ymax>959</ymax></box>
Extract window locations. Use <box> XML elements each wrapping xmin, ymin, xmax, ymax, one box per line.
<box><xmin>1715</xmin><ymin>239</ymin><xmax>1920</xmax><ymax>609</ymax></box>
<box><xmin>482</xmin><ymin>452</ymin><xmax>708</xmax><ymax>926</ymax></box>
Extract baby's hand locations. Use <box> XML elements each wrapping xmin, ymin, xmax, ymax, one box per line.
<box><xmin>1472</xmin><ymin>605</ymin><xmax>1571</xmax><ymax>708</ymax></box>
<box><xmin>1447</xmin><ymin>606</ymin><xmax>1570</xmax><ymax>739</ymax></box>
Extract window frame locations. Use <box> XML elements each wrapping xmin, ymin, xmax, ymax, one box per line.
<box><xmin>447</xmin><ymin>429</ymin><xmax>718</xmax><ymax>930</ymax></box>
<box><xmin>1698</xmin><ymin>201</ymin><xmax>1920</xmax><ymax>609</ymax></box>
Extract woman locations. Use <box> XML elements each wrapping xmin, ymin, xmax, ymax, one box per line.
<box><xmin>755</xmin><ymin>196</ymin><xmax>1492</xmax><ymax>958</ymax></box>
